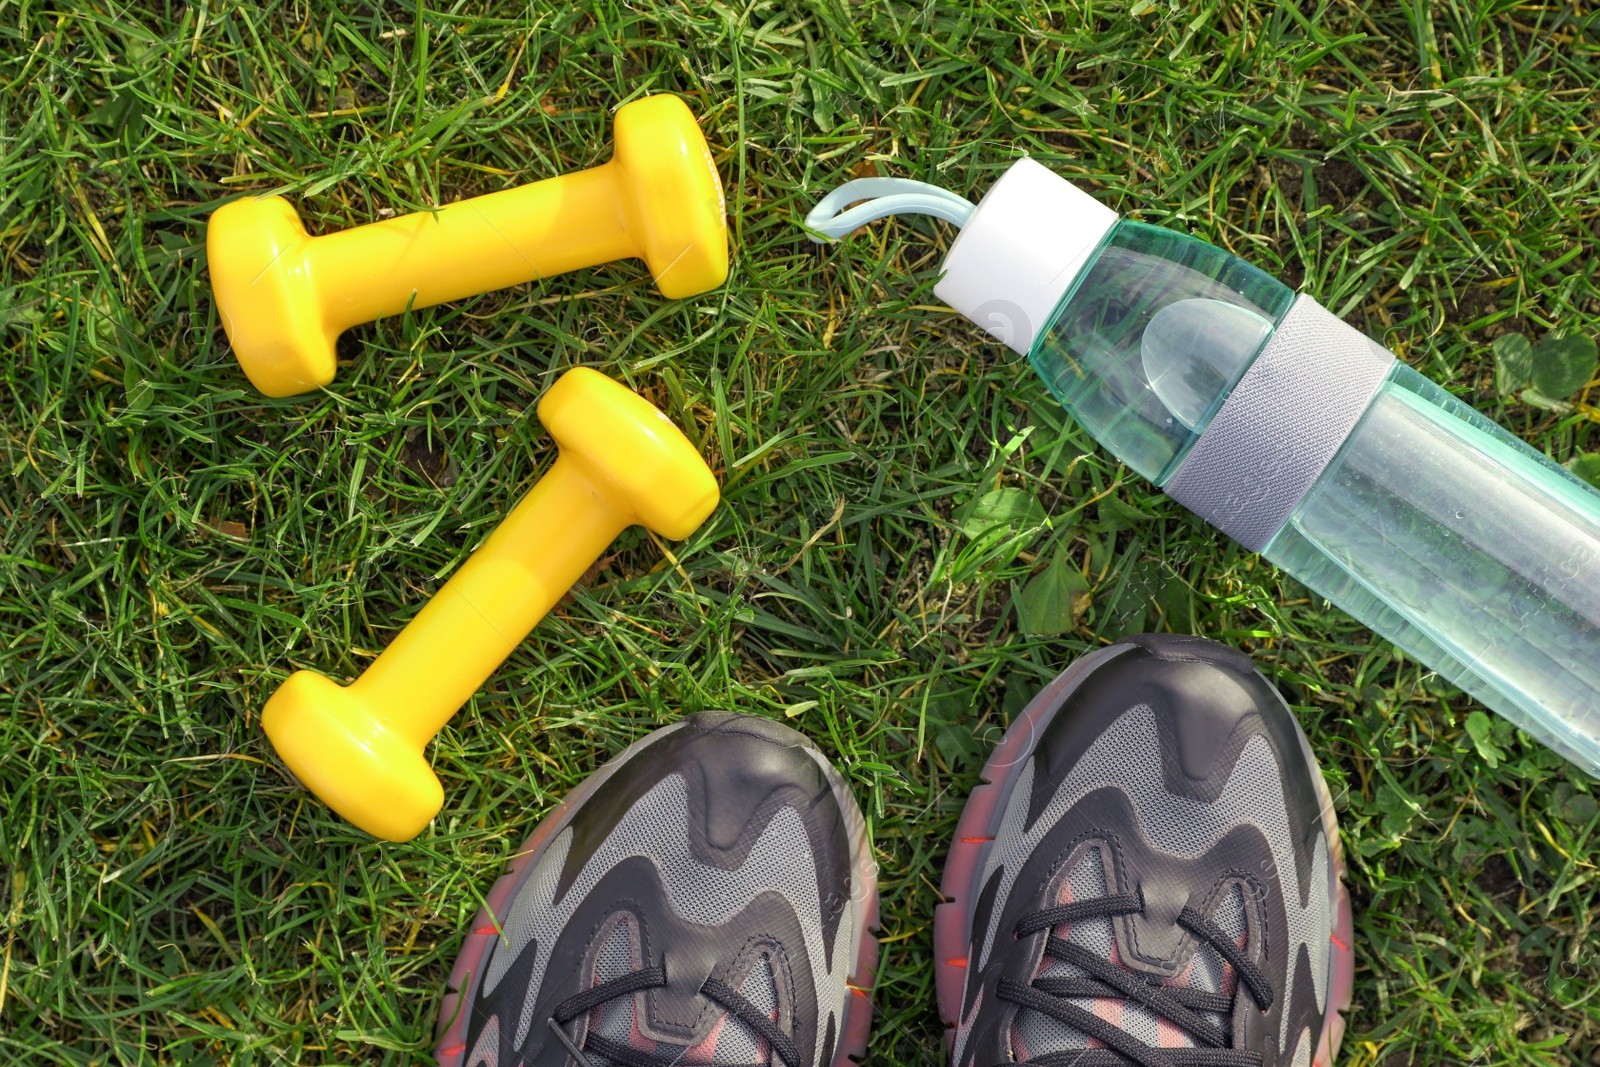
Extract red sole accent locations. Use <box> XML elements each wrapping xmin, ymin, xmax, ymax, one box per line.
<box><xmin>931</xmin><ymin>643</ymin><xmax>1357</xmax><ymax>1064</ymax></box>
<box><xmin>1317</xmin><ymin>862</ymin><xmax>1356</xmax><ymax>1066</ymax></box>
<box><xmin>432</xmin><ymin>724</ymin><xmax>880</xmax><ymax>1067</ymax></box>
<box><xmin>834</xmin><ymin>876</ymin><xmax>881</xmax><ymax>1067</ymax></box>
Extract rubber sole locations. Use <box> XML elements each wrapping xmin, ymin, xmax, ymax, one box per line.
<box><xmin>433</xmin><ymin>718</ymin><xmax>880</xmax><ymax>1067</ymax></box>
<box><xmin>932</xmin><ymin>643</ymin><xmax>1355</xmax><ymax>1066</ymax></box>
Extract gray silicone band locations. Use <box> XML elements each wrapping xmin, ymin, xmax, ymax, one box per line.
<box><xmin>1164</xmin><ymin>294</ymin><xmax>1396</xmax><ymax>552</ymax></box>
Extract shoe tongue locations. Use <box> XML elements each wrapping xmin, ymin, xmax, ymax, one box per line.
<box><xmin>1010</xmin><ymin>851</ymin><xmax>1250</xmax><ymax>1058</ymax></box>
<box><xmin>588</xmin><ymin>922</ymin><xmax>783</xmax><ymax>1067</ymax></box>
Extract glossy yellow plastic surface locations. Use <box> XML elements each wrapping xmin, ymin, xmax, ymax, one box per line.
<box><xmin>208</xmin><ymin>94</ymin><xmax>728</xmax><ymax>397</ymax></box>
<box><xmin>261</xmin><ymin>368</ymin><xmax>720</xmax><ymax>841</ymax></box>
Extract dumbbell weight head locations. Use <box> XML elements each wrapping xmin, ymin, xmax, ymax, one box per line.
<box><xmin>206</xmin><ymin>195</ymin><xmax>333</xmax><ymax>398</ymax></box>
<box><xmin>265</xmin><ymin>669</ymin><xmax>442</xmax><ymax>842</ymax></box>
<box><xmin>537</xmin><ymin>367</ymin><xmax>721</xmax><ymax>538</ymax></box>
<box><xmin>608</xmin><ymin>94</ymin><xmax>729</xmax><ymax>300</ymax></box>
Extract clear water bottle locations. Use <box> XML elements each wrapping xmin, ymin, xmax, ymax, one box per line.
<box><xmin>808</xmin><ymin>159</ymin><xmax>1600</xmax><ymax>774</ymax></box>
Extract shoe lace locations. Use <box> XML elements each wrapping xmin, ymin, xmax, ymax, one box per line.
<box><xmin>992</xmin><ymin>894</ymin><xmax>1275</xmax><ymax>1067</ymax></box>
<box><xmin>547</xmin><ymin>962</ymin><xmax>800</xmax><ymax>1067</ymax></box>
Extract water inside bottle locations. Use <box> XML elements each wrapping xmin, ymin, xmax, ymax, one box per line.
<box><xmin>1140</xmin><ymin>297</ymin><xmax>1275</xmax><ymax>432</ymax></box>
<box><xmin>1267</xmin><ymin>368</ymin><xmax>1600</xmax><ymax>773</ymax></box>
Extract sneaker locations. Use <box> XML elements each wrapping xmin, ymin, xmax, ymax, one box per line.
<box><xmin>435</xmin><ymin>712</ymin><xmax>878</xmax><ymax>1067</ymax></box>
<box><xmin>934</xmin><ymin>635</ymin><xmax>1354</xmax><ymax>1067</ymax></box>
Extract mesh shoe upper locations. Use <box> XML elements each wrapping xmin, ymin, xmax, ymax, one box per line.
<box><xmin>950</xmin><ymin>636</ymin><xmax>1339</xmax><ymax>1067</ymax></box>
<box><xmin>454</xmin><ymin>712</ymin><xmax>873</xmax><ymax>1067</ymax></box>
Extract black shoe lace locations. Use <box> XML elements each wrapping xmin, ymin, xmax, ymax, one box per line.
<box><xmin>991</xmin><ymin>894</ymin><xmax>1275</xmax><ymax>1067</ymax></box>
<box><xmin>547</xmin><ymin>962</ymin><xmax>799</xmax><ymax>1067</ymax></box>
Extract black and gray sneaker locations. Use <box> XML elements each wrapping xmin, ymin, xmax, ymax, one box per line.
<box><xmin>436</xmin><ymin>712</ymin><xmax>878</xmax><ymax>1067</ymax></box>
<box><xmin>935</xmin><ymin>636</ymin><xmax>1353</xmax><ymax>1067</ymax></box>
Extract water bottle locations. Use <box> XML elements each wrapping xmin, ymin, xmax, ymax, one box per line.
<box><xmin>807</xmin><ymin>159</ymin><xmax>1600</xmax><ymax>775</ymax></box>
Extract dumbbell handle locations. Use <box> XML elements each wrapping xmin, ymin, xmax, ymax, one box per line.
<box><xmin>353</xmin><ymin>456</ymin><xmax>632</xmax><ymax>745</ymax></box>
<box><xmin>313</xmin><ymin>164</ymin><xmax>636</xmax><ymax>334</ymax></box>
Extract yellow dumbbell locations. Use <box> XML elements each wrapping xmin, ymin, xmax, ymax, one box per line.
<box><xmin>260</xmin><ymin>367</ymin><xmax>719</xmax><ymax>841</ymax></box>
<box><xmin>207</xmin><ymin>95</ymin><xmax>727</xmax><ymax>397</ymax></box>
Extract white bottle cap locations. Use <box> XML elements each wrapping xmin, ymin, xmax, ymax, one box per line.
<box><xmin>934</xmin><ymin>157</ymin><xmax>1119</xmax><ymax>355</ymax></box>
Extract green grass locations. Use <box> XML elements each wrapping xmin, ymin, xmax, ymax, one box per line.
<box><xmin>3</xmin><ymin>1</ymin><xmax>1600</xmax><ymax>1064</ymax></box>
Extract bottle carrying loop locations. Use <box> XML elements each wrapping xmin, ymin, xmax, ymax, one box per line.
<box><xmin>803</xmin><ymin>177</ymin><xmax>974</xmax><ymax>241</ymax></box>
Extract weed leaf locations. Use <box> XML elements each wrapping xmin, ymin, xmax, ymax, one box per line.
<box><xmin>1016</xmin><ymin>549</ymin><xmax>1090</xmax><ymax>636</ymax></box>
<box><xmin>1567</xmin><ymin>453</ymin><xmax>1600</xmax><ymax>489</ymax></box>
<box><xmin>1493</xmin><ymin>332</ymin><xmax>1533</xmax><ymax>395</ymax></box>
<box><xmin>1465</xmin><ymin>711</ymin><xmax>1508</xmax><ymax>769</ymax></box>
<box><xmin>1530</xmin><ymin>333</ymin><xmax>1598</xmax><ymax>400</ymax></box>
<box><xmin>959</xmin><ymin>487</ymin><xmax>1046</xmax><ymax>541</ymax></box>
